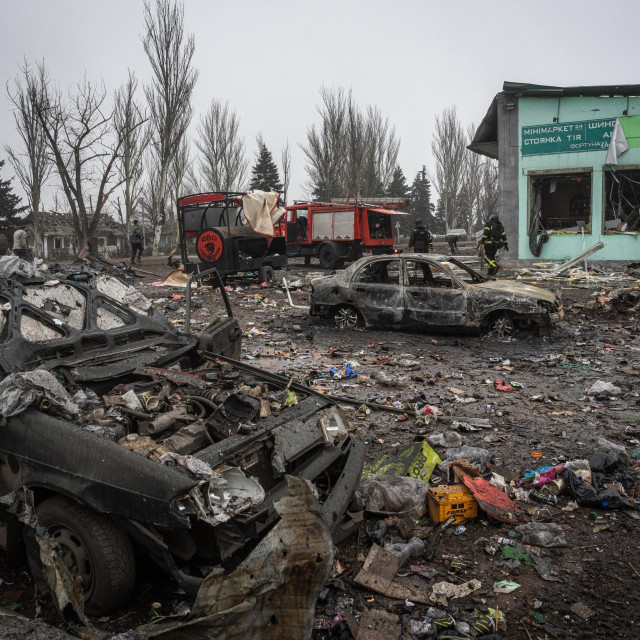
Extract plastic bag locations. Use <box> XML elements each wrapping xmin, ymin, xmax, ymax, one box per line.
<box><xmin>428</xmin><ymin>431</ymin><xmax>462</xmax><ymax>448</ymax></box>
<box><xmin>438</xmin><ymin>445</ymin><xmax>491</xmax><ymax>471</ymax></box>
<box><xmin>362</xmin><ymin>441</ymin><xmax>441</xmax><ymax>483</ymax></box>
<box><xmin>0</xmin><ymin>255</ymin><xmax>36</xmax><ymax>279</ymax></box>
<box><xmin>351</xmin><ymin>475</ymin><xmax>430</xmax><ymax>516</ymax></box>
<box><xmin>587</xmin><ymin>380</ymin><xmax>621</xmax><ymax>397</ymax></box>
<box><xmin>384</xmin><ymin>537</ymin><xmax>425</xmax><ymax>564</ymax></box>
<box><xmin>564</xmin><ymin>469</ymin><xmax>633</xmax><ymax>509</ymax></box>
<box><xmin>0</xmin><ymin>370</ymin><xmax>79</xmax><ymax>418</ymax></box>
<box><xmin>515</xmin><ymin>522</ymin><xmax>567</xmax><ymax>547</ymax></box>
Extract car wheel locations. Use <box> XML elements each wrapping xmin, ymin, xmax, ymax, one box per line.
<box><xmin>31</xmin><ymin>496</ymin><xmax>135</xmax><ymax>616</ymax></box>
<box><xmin>334</xmin><ymin>305</ymin><xmax>362</xmax><ymax>330</ymax></box>
<box><xmin>487</xmin><ymin>314</ymin><xmax>515</xmax><ymax>339</ymax></box>
<box><xmin>258</xmin><ymin>265</ymin><xmax>274</xmax><ymax>284</ymax></box>
<box><xmin>319</xmin><ymin>243</ymin><xmax>338</xmax><ymax>270</ymax></box>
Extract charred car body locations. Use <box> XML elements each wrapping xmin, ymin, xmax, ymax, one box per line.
<box><xmin>0</xmin><ymin>267</ymin><xmax>363</xmax><ymax>616</ymax></box>
<box><xmin>310</xmin><ymin>254</ymin><xmax>563</xmax><ymax>336</ymax></box>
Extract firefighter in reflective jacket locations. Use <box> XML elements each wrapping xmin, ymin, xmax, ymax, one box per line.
<box><xmin>409</xmin><ymin>220</ymin><xmax>433</xmax><ymax>253</ymax></box>
<box><xmin>480</xmin><ymin>215</ymin><xmax>508</xmax><ymax>276</ymax></box>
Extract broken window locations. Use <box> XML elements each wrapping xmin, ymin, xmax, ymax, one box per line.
<box><xmin>406</xmin><ymin>260</ymin><xmax>430</xmax><ymax>286</ymax></box>
<box><xmin>603</xmin><ymin>168</ymin><xmax>640</xmax><ymax>233</ymax></box>
<box><xmin>529</xmin><ymin>171</ymin><xmax>592</xmax><ymax>233</ymax></box>
<box><xmin>354</xmin><ymin>260</ymin><xmax>400</xmax><ymax>284</ymax></box>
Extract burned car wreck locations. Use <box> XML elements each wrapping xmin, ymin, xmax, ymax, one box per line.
<box><xmin>310</xmin><ymin>254</ymin><xmax>564</xmax><ymax>336</ymax></box>
<box><xmin>0</xmin><ymin>268</ymin><xmax>364</xmax><ymax>617</ymax></box>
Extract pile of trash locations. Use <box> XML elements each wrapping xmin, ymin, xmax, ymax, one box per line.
<box><xmin>309</xmin><ymin>429</ymin><xmax>639</xmax><ymax>639</ymax></box>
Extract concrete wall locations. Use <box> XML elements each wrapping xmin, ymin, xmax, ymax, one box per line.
<box><xmin>517</xmin><ymin>96</ymin><xmax>640</xmax><ymax>261</ymax></box>
<box><xmin>497</xmin><ymin>93</ymin><xmax>521</xmax><ymax>259</ymax></box>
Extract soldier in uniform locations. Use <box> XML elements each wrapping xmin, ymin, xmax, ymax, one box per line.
<box><xmin>408</xmin><ymin>220</ymin><xmax>433</xmax><ymax>253</ymax></box>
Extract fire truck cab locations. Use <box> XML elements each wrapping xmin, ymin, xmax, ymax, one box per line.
<box><xmin>281</xmin><ymin>197</ymin><xmax>409</xmax><ymax>269</ymax></box>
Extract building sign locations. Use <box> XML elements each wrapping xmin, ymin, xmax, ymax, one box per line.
<box><xmin>522</xmin><ymin>118</ymin><xmax>616</xmax><ymax>156</ymax></box>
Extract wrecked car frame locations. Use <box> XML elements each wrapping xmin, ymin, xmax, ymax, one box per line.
<box><xmin>310</xmin><ymin>254</ymin><xmax>564</xmax><ymax>336</ymax></box>
<box><xmin>0</xmin><ymin>267</ymin><xmax>364</xmax><ymax>617</ymax></box>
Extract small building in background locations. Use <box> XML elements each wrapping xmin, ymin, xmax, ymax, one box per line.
<box><xmin>26</xmin><ymin>212</ymin><xmax>126</xmax><ymax>259</ymax></box>
<box><xmin>469</xmin><ymin>82</ymin><xmax>640</xmax><ymax>262</ymax></box>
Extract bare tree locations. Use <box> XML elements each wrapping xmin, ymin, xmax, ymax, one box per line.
<box><xmin>143</xmin><ymin>0</ymin><xmax>198</xmax><ymax>255</ymax></box>
<box><xmin>478</xmin><ymin>159</ymin><xmax>499</xmax><ymax>223</ymax></box>
<box><xmin>359</xmin><ymin>105</ymin><xmax>399</xmax><ymax>196</ymax></box>
<box><xmin>302</xmin><ymin>87</ymin><xmax>348</xmax><ymax>200</ymax></box>
<box><xmin>459</xmin><ymin>123</ymin><xmax>483</xmax><ymax>233</ymax></box>
<box><xmin>29</xmin><ymin>61</ymin><xmax>132</xmax><ymax>251</ymax></box>
<box><xmin>166</xmin><ymin>136</ymin><xmax>192</xmax><ymax>255</ymax></box>
<box><xmin>431</xmin><ymin>106</ymin><xmax>466</xmax><ymax>230</ymax></box>
<box><xmin>194</xmin><ymin>99</ymin><xmax>246</xmax><ymax>192</ymax></box>
<box><xmin>281</xmin><ymin>140</ymin><xmax>291</xmax><ymax>204</ymax></box>
<box><xmin>302</xmin><ymin>87</ymin><xmax>400</xmax><ymax>200</ymax></box>
<box><xmin>114</xmin><ymin>71</ymin><xmax>148</xmax><ymax>248</ymax></box>
<box><xmin>5</xmin><ymin>61</ymin><xmax>52</xmax><ymax>257</ymax></box>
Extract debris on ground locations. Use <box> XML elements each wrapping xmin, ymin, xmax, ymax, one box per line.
<box><xmin>0</xmin><ymin>255</ymin><xmax>638</xmax><ymax>639</ymax></box>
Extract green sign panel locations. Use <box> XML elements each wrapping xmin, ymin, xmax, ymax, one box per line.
<box><xmin>522</xmin><ymin>117</ymin><xmax>617</xmax><ymax>156</ymax></box>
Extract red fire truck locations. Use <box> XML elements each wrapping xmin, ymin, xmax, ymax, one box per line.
<box><xmin>280</xmin><ymin>197</ymin><xmax>409</xmax><ymax>269</ymax></box>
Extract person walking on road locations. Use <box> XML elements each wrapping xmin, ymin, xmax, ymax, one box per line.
<box><xmin>480</xmin><ymin>215</ymin><xmax>508</xmax><ymax>276</ymax></box>
<box><xmin>129</xmin><ymin>219</ymin><xmax>144</xmax><ymax>264</ymax></box>
<box><xmin>409</xmin><ymin>220</ymin><xmax>433</xmax><ymax>253</ymax></box>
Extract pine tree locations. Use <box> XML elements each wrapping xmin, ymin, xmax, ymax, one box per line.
<box><xmin>386</xmin><ymin>166</ymin><xmax>409</xmax><ymax>199</ymax></box>
<box><xmin>249</xmin><ymin>138</ymin><xmax>283</xmax><ymax>193</ymax></box>
<box><xmin>433</xmin><ymin>198</ymin><xmax>446</xmax><ymax>235</ymax></box>
<box><xmin>409</xmin><ymin>166</ymin><xmax>435</xmax><ymax>232</ymax></box>
<box><xmin>0</xmin><ymin>160</ymin><xmax>27</xmax><ymax>228</ymax></box>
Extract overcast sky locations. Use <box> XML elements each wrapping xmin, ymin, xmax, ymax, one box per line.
<box><xmin>2</xmin><ymin>0</ymin><xmax>640</xmax><ymax>209</ymax></box>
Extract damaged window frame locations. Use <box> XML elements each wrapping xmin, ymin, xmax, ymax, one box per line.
<box><xmin>602</xmin><ymin>164</ymin><xmax>640</xmax><ymax>234</ymax></box>
<box><xmin>528</xmin><ymin>167</ymin><xmax>593</xmax><ymax>235</ymax></box>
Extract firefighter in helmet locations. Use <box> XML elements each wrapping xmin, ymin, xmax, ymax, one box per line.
<box><xmin>480</xmin><ymin>214</ymin><xmax>508</xmax><ymax>276</ymax></box>
<box><xmin>409</xmin><ymin>220</ymin><xmax>433</xmax><ymax>253</ymax></box>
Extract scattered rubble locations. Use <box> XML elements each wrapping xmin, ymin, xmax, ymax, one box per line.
<box><xmin>0</xmin><ymin>255</ymin><xmax>638</xmax><ymax>640</ymax></box>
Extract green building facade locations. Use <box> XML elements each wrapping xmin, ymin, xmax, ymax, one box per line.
<box><xmin>470</xmin><ymin>83</ymin><xmax>640</xmax><ymax>262</ymax></box>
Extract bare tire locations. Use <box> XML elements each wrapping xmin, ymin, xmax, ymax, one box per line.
<box><xmin>486</xmin><ymin>313</ymin><xmax>515</xmax><ymax>339</ymax></box>
<box><xmin>258</xmin><ymin>265</ymin><xmax>274</xmax><ymax>284</ymax></box>
<box><xmin>31</xmin><ymin>496</ymin><xmax>135</xmax><ymax>616</ymax></box>
<box><xmin>319</xmin><ymin>243</ymin><xmax>339</xmax><ymax>270</ymax></box>
<box><xmin>334</xmin><ymin>305</ymin><xmax>362</xmax><ymax>330</ymax></box>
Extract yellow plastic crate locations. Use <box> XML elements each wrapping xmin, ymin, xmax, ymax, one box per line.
<box><xmin>427</xmin><ymin>484</ymin><xmax>477</xmax><ymax>523</ymax></box>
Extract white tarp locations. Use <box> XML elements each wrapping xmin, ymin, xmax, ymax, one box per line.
<box><xmin>606</xmin><ymin>119</ymin><xmax>629</xmax><ymax>166</ymax></box>
<box><xmin>241</xmin><ymin>191</ymin><xmax>285</xmax><ymax>238</ymax></box>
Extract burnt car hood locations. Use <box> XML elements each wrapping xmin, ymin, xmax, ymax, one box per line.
<box><xmin>470</xmin><ymin>280</ymin><xmax>557</xmax><ymax>303</ymax></box>
<box><xmin>0</xmin><ymin>276</ymin><xmax>197</xmax><ymax>382</ymax></box>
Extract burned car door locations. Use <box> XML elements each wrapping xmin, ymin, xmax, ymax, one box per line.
<box><xmin>349</xmin><ymin>259</ymin><xmax>404</xmax><ymax>326</ymax></box>
<box><xmin>403</xmin><ymin>259</ymin><xmax>467</xmax><ymax>329</ymax></box>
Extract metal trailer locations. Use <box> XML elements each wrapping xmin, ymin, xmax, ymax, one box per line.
<box><xmin>178</xmin><ymin>192</ymin><xmax>287</xmax><ymax>282</ymax></box>
<box><xmin>280</xmin><ymin>197</ymin><xmax>409</xmax><ymax>269</ymax></box>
